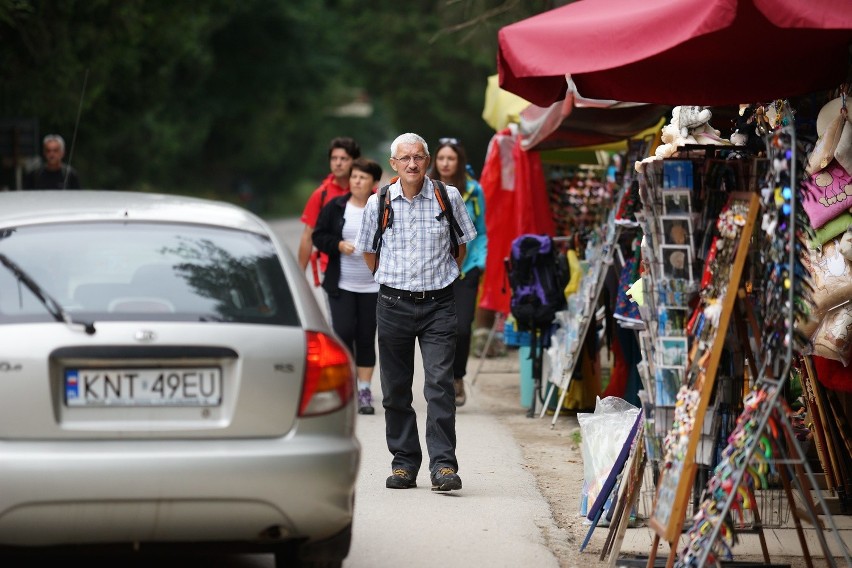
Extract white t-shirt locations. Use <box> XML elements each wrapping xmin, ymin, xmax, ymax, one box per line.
<box><xmin>339</xmin><ymin>201</ymin><xmax>379</xmax><ymax>293</ymax></box>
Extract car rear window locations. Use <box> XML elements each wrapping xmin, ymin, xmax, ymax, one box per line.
<box><xmin>0</xmin><ymin>222</ymin><xmax>299</xmax><ymax>326</ymax></box>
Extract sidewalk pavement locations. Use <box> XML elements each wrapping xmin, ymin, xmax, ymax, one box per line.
<box><xmin>344</xmin><ymin>343</ymin><xmax>567</xmax><ymax>567</ymax></box>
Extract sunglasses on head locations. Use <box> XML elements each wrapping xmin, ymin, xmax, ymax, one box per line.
<box><xmin>438</xmin><ymin>137</ymin><xmax>459</xmax><ymax>145</ymax></box>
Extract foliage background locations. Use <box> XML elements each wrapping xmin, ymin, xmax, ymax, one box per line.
<box><xmin>0</xmin><ymin>0</ymin><xmax>566</xmax><ymax>216</ymax></box>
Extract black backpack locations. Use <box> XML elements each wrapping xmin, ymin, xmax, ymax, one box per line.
<box><xmin>371</xmin><ymin>177</ymin><xmax>464</xmax><ymax>274</ymax></box>
<box><xmin>506</xmin><ymin>234</ymin><xmax>569</xmax><ymax>331</ymax></box>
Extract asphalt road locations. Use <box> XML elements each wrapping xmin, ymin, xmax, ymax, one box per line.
<box><xmin>267</xmin><ymin>218</ymin><xmax>561</xmax><ymax>568</ymax></box>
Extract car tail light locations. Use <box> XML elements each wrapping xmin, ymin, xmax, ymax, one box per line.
<box><xmin>299</xmin><ymin>331</ymin><xmax>354</xmax><ymax>416</ymax></box>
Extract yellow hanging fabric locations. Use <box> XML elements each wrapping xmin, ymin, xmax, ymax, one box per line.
<box><xmin>564</xmin><ymin>248</ymin><xmax>582</xmax><ymax>297</ymax></box>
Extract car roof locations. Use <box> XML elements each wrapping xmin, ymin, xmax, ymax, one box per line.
<box><xmin>0</xmin><ymin>190</ymin><xmax>268</xmax><ymax>234</ymax></box>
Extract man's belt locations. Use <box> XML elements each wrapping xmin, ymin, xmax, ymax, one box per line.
<box><xmin>379</xmin><ymin>284</ymin><xmax>453</xmax><ymax>302</ymax></box>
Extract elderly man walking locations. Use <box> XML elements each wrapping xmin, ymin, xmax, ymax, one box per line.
<box><xmin>355</xmin><ymin>132</ymin><xmax>476</xmax><ymax>492</ymax></box>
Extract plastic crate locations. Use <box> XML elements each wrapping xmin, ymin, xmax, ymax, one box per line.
<box><xmin>504</xmin><ymin>320</ymin><xmax>557</xmax><ymax>348</ymax></box>
<box><xmin>504</xmin><ymin>320</ymin><xmax>532</xmax><ymax>347</ymax></box>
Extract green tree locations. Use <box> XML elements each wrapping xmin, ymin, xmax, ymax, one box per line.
<box><xmin>1</xmin><ymin>1</ymin><xmax>230</xmax><ymax>186</ymax></box>
<box><xmin>332</xmin><ymin>0</ymin><xmax>558</xmax><ymax>171</ymax></box>
<box><xmin>0</xmin><ymin>1</ymin><xmax>350</xmax><ymax>202</ymax></box>
<box><xmin>0</xmin><ymin>1</ymin><xmax>561</xmax><ymax>213</ymax></box>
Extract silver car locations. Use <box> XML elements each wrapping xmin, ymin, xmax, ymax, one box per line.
<box><xmin>0</xmin><ymin>191</ymin><xmax>360</xmax><ymax>567</ymax></box>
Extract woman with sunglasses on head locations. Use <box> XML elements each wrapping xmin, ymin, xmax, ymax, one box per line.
<box><xmin>429</xmin><ymin>138</ymin><xmax>487</xmax><ymax>407</ymax></box>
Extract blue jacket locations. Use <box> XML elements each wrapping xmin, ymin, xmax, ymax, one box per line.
<box><xmin>460</xmin><ymin>177</ymin><xmax>487</xmax><ymax>277</ymax></box>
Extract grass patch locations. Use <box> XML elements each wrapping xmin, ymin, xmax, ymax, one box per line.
<box><xmin>570</xmin><ymin>429</ymin><xmax>582</xmax><ymax>447</ymax></box>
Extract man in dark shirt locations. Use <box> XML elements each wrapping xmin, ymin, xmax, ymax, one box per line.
<box><xmin>24</xmin><ymin>134</ymin><xmax>81</xmax><ymax>190</ymax></box>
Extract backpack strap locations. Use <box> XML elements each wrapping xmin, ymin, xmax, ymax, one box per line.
<box><xmin>431</xmin><ymin>179</ymin><xmax>463</xmax><ymax>259</ymax></box>
<box><xmin>371</xmin><ymin>184</ymin><xmax>393</xmax><ymax>275</ymax></box>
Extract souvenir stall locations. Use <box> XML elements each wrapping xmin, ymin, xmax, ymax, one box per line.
<box><xmin>479</xmin><ymin>83</ymin><xmax>667</xmax><ymax>418</ymax></box>
<box><xmin>554</xmin><ymin>100</ymin><xmax>852</xmax><ymax>567</ymax></box>
<box><xmin>522</xmin><ymin>99</ymin><xmax>667</xmax><ymax>422</ymax></box>
<box><xmin>496</xmin><ymin>0</ymin><xmax>852</xmax><ymax>565</ymax></box>
<box><xmin>538</xmin><ymin>133</ymin><xmax>656</xmax><ymax>423</ymax></box>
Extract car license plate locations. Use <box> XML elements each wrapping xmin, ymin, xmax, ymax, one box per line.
<box><xmin>64</xmin><ymin>367</ymin><xmax>222</xmax><ymax>407</ymax></box>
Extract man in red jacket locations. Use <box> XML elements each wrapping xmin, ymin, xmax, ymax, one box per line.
<box><xmin>298</xmin><ymin>137</ymin><xmax>361</xmax><ymax>283</ymax></box>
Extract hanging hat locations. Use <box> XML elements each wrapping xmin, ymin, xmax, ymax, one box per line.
<box><xmin>807</xmin><ymin>96</ymin><xmax>852</xmax><ymax>176</ymax></box>
<box><xmin>817</xmin><ymin>97</ymin><xmax>844</xmax><ymax>136</ymax></box>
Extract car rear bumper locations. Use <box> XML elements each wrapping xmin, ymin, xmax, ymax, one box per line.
<box><xmin>0</xmin><ymin>434</ymin><xmax>360</xmax><ymax>547</ymax></box>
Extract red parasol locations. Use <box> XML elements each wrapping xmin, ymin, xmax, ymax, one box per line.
<box><xmin>498</xmin><ymin>0</ymin><xmax>852</xmax><ymax>107</ymax></box>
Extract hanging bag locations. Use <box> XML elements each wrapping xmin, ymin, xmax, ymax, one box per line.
<box><xmin>506</xmin><ymin>234</ymin><xmax>569</xmax><ymax>332</ymax></box>
<box><xmin>807</xmin><ymin>94</ymin><xmax>852</xmax><ymax>176</ymax></box>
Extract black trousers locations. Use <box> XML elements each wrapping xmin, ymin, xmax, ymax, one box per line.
<box><xmin>376</xmin><ymin>290</ymin><xmax>457</xmax><ymax>475</ymax></box>
<box><xmin>327</xmin><ymin>289</ymin><xmax>378</xmax><ymax>367</ymax></box>
<box><xmin>452</xmin><ymin>266</ymin><xmax>482</xmax><ymax>379</ymax></box>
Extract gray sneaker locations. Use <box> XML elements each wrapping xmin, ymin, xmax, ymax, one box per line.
<box><xmin>358</xmin><ymin>388</ymin><xmax>375</xmax><ymax>415</ymax></box>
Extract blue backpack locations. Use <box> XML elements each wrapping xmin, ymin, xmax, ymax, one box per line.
<box><xmin>506</xmin><ymin>234</ymin><xmax>569</xmax><ymax>331</ymax></box>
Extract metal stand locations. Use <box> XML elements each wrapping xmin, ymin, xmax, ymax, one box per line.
<box><xmin>526</xmin><ymin>330</ymin><xmax>545</xmax><ymax>418</ymax></box>
<box><xmin>540</xmin><ymin>224</ymin><xmax>622</xmax><ymax>427</ymax></box>
<box><xmin>693</xmin><ymin>377</ymin><xmax>849</xmax><ymax>567</ymax></box>
<box><xmin>470</xmin><ymin>311</ymin><xmax>506</xmax><ymax>386</ymax></box>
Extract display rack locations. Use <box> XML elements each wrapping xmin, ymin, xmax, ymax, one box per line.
<box><xmin>679</xmin><ymin>125</ymin><xmax>852</xmax><ymax>568</ymax></box>
<box><xmin>540</xmin><ymin>206</ymin><xmax>624</xmax><ymax>427</ymax></box>
<box><xmin>684</xmin><ymin>375</ymin><xmax>843</xmax><ymax>567</ymax></box>
<box><xmin>537</xmin><ymin>137</ymin><xmax>651</xmax><ymax>427</ymax></box>
<box><xmin>647</xmin><ymin>192</ymin><xmax>759</xmax><ymax>549</ymax></box>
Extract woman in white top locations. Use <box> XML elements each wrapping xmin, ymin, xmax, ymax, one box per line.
<box><xmin>312</xmin><ymin>158</ymin><xmax>382</xmax><ymax>414</ymax></box>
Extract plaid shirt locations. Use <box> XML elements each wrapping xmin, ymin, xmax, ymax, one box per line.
<box><xmin>354</xmin><ymin>177</ymin><xmax>477</xmax><ymax>291</ymax></box>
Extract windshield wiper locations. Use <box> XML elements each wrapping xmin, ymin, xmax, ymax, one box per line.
<box><xmin>0</xmin><ymin>253</ymin><xmax>96</xmax><ymax>335</ymax></box>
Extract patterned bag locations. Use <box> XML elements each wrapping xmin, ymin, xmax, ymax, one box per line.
<box><xmin>802</xmin><ymin>237</ymin><xmax>852</xmax><ymax>312</ymax></box>
<box><xmin>800</xmin><ymin>159</ymin><xmax>852</xmax><ymax>230</ymax></box>
<box><xmin>812</xmin><ymin>303</ymin><xmax>852</xmax><ymax>367</ymax></box>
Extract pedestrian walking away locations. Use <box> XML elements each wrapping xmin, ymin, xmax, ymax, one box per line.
<box><xmin>354</xmin><ymin>132</ymin><xmax>477</xmax><ymax>492</ymax></box>
<box><xmin>23</xmin><ymin>134</ymin><xmax>81</xmax><ymax>190</ymax></box>
<box><xmin>312</xmin><ymin>158</ymin><xmax>383</xmax><ymax>415</ymax></box>
<box><xmin>298</xmin><ymin>137</ymin><xmax>361</xmax><ymax>285</ymax></box>
<box><xmin>430</xmin><ymin>137</ymin><xmax>488</xmax><ymax>407</ymax></box>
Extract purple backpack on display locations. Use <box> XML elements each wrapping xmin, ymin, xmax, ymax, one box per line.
<box><xmin>506</xmin><ymin>234</ymin><xmax>569</xmax><ymax>332</ymax></box>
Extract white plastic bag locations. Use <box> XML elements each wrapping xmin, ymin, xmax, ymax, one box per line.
<box><xmin>578</xmin><ymin>396</ymin><xmax>640</xmax><ymax>515</ymax></box>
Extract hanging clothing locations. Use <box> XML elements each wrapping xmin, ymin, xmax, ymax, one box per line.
<box><xmin>479</xmin><ymin>126</ymin><xmax>555</xmax><ymax>314</ymax></box>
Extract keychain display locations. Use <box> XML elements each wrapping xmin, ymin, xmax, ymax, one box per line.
<box><xmin>678</xmin><ymin>388</ymin><xmax>782</xmax><ymax>566</ymax></box>
<box><xmin>677</xmin><ymin>122</ymin><xmax>851</xmax><ymax>567</ymax></box>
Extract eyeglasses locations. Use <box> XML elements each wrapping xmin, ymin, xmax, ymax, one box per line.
<box><xmin>392</xmin><ymin>155</ymin><xmax>427</xmax><ymax>165</ymax></box>
<box><xmin>439</xmin><ymin>137</ymin><xmax>459</xmax><ymax>145</ymax></box>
